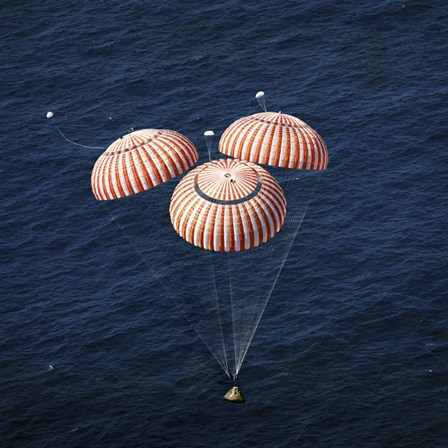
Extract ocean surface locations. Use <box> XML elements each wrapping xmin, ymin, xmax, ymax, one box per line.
<box><xmin>1</xmin><ymin>0</ymin><xmax>448</xmax><ymax>447</ymax></box>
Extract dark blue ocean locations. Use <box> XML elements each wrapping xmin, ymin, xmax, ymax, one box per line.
<box><xmin>2</xmin><ymin>0</ymin><xmax>448</xmax><ymax>446</ymax></box>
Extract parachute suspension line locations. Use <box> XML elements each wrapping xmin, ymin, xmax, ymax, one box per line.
<box><xmin>228</xmin><ymin>270</ymin><xmax>239</xmax><ymax>383</ymax></box>
<box><xmin>234</xmin><ymin>171</ymin><xmax>322</xmax><ymax>376</ymax></box>
<box><xmin>240</xmin><ymin>173</ymin><xmax>318</xmax><ymax>375</ymax></box>
<box><xmin>255</xmin><ymin>91</ymin><xmax>267</xmax><ymax>112</ymax></box>
<box><xmin>210</xmin><ymin>258</ymin><xmax>231</xmax><ymax>377</ymax></box>
<box><xmin>122</xmin><ymin>197</ymin><xmax>231</xmax><ymax>379</ymax></box>
<box><xmin>231</xmin><ymin>172</ymin><xmax>321</xmax><ymax>374</ymax></box>
<box><xmin>229</xmin><ymin>251</ymin><xmax>242</xmax><ymax>379</ymax></box>
<box><xmin>217</xmin><ymin>231</ymin><xmax>236</xmax><ymax>379</ymax></box>
<box><xmin>234</xmin><ymin>224</ymin><xmax>277</xmax><ymax>376</ymax></box>
<box><xmin>204</xmin><ymin>130</ymin><xmax>214</xmax><ymax>161</ymax></box>
<box><xmin>227</xmin><ymin>202</ymin><xmax>257</xmax><ymax>376</ymax></box>
<box><xmin>103</xmin><ymin>198</ymin><xmax>231</xmax><ymax>379</ymax></box>
<box><xmin>229</xmin><ymin>245</ymin><xmax>248</xmax><ymax>382</ymax></box>
<box><xmin>226</xmin><ymin>120</ymin><xmax>291</xmax><ymax>377</ymax></box>
<box><xmin>230</xmin><ymin>212</ymin><xmax>275</xmax><ymax>378</ymax></box>
<box><xmin>56</xmin><ymin>127</ymin><xmax>105</xmax><ymax>149</ymax></box>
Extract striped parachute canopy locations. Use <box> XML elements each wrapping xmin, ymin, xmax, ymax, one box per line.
<box><xmin>218</xmin><ymin>112</ymin><xmax>328</xmax><ymax>170</ymax></box>
<box><xmin>170</xmin><ymin>158</ymin><xmax>287</xmax><ymax>252</ymax></box>
<box><xmin>91</xmin><ymin>129</ymin><xmax>198</xmax><ymax>200</ymax></box>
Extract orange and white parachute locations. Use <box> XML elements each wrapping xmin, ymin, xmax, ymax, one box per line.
<box><xmin>91</xmin><ymin>129</ymin><xmax>198</xmax><ymax>200</ymax></box>
<box><xmin>219</xmin><ymin>112</ymin><xmax>328</xmax><ymax>170</ymax></box>
<box><xmin>170</xmin><ymin>158</ymin><xmax>286</xmax><ymax>252</ymax></box>
<box><xmin>87</xmin><ymin>96</ymin><xmax>328</xmax><ymax>383</ymax></box>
